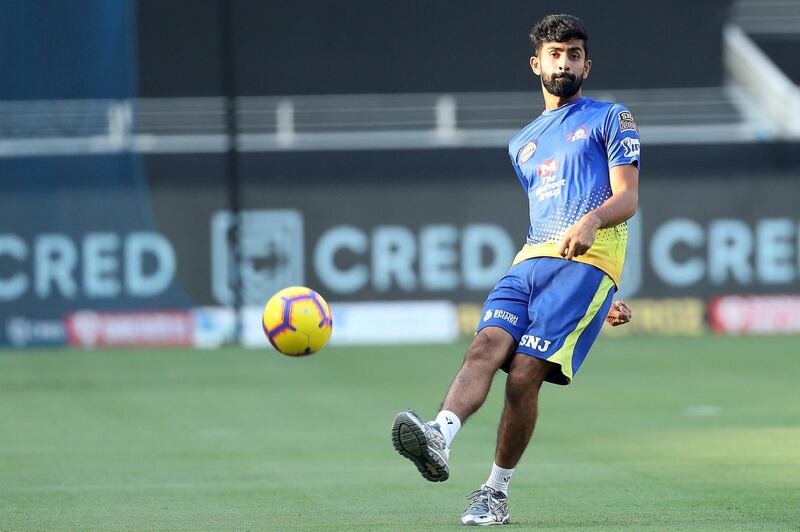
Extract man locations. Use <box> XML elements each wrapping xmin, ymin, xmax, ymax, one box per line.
<box><xmin>391</xmin><ymin>14</ymin><xmax>640</xmax><ymax>526</ymax></box>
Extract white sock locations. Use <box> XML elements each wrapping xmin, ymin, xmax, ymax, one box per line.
<box><xmin>485</xmin><ymin>462</ymin><xmax>515</xmax><ymax>495</ymax></box>
<box><xmin>434</xmin><ymin>410</ymin><xmax>461</xmax><ymax>447</ymax></box>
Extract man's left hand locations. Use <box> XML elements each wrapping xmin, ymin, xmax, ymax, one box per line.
<box><xmin>606</xmin><ymin>300</ymin><xmax>632</xmax><ymax>327</ymax></box>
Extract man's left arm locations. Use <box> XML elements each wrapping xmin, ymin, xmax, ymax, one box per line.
<box><xmin>558</xmin><ymin>163</ymin><xmax>639</xmax><ymax>260</ymax></box>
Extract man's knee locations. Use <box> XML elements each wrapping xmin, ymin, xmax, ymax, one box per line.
<box><xmin>506</xmin><ymin>354</ymin><xmax>553</xmax><ymax>395</ymax></box>
<box><xmin>464</xmin><ymin>327</ymin><xmax>516</xmax><ymax>370</ymax></box>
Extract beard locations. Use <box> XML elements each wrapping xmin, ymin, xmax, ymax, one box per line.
<box><xmin>541</xmin><ymin>71</ymin><xmax>583</xmax><ymax>98</ymax></box>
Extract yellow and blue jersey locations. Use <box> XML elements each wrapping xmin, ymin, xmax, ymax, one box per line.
<box><xmin>508</xmin><ymin>96</ymin><xmax>641</xmax><ymax>287</ymax></box>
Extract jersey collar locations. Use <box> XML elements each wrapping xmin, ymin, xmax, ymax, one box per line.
<box><xmin>541</xmin><ymin>96</ymin><xmax>588</xmax><ymax>116</ymax></box>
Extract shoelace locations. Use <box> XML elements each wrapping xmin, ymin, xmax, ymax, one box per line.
<box><xmin>464</xmin><ymin>489</ymin><xmax>493</xmax><ymax>513</ymax></box>
<box><xmin>425</xmin><ymin>424</ymin><xmax>446</xmax><ymax>448</ymax></box>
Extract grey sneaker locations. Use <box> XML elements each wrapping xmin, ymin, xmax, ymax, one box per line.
<box><xmin>460</xmin><ymin>485</ymin><xmax>510</xmax><ymax>526</ymax></box>
<box><xmin>391</xmin><ymin>410</ymin><xmax>450</xmax><ymax>482</ymax></box>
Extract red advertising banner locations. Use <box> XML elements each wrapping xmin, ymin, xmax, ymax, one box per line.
<box><xmin>66</xmin><ymin>310</ymin><xmax>193</xmax><ymax>347</ymax></box>
<box><xmin>708</xmin><ymin>295</ymin><xmax>800</xmax><ymax>335</ymax></box>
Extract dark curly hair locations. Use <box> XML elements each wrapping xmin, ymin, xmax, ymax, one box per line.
<box><xmin>529</xmin><ymin>14</ymin><xmax>589</xmax><ymax>58</ymax></box>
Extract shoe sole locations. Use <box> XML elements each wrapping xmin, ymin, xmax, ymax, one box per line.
<box><xmin>391</xmin><ymin>412</ymin><xmax>449</xmax><ymax>482</ymax></box>
<box><xmin>461</xmin><ymin>516</ymin><xmax>511</xmax><ymax>526</ymax></box>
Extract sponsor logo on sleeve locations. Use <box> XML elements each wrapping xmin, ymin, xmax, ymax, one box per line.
<box><xmin>618</xmin><ymin>111</ymin><xmax>637</xmax><ymax>132</ymax></box>
<box><xmin>621</xmin><ymin>137</ymin><xmax>640</xmax><ymax>158</ymax></box>
<box><xmin>518</xmin><ymin>141</ymin><xmax>537</xmax><ymax>164</ymax></box>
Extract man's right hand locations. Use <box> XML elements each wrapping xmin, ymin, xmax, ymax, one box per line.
<box><xmin>558</xmin><ymin>212</ymin><xmax>601</xmax><ymax>260</ymax></box>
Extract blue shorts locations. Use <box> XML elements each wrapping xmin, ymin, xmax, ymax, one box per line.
<box><xmin>476</xmin><ymin>257</ymin><xmax>616</xmax><ymax>385</ymax></box>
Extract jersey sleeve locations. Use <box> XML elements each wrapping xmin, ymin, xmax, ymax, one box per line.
<box><xmin>605</xmin><ymin>104</ymin><xmax>641</xmax><ymax>170</ymax></box>
<box><xmin>508</xmin><ymin>148</ymin><xmax>528</xmax><ymax>191</ymax></box>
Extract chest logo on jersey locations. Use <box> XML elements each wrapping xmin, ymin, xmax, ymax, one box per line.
<box><xmin>518</xmin><ymin>141</ymin><xmax>537</xmax><ymax>164</ymax></box>
<box><xmin>621</xmin><ymin>137</ymin><xmax>640</xmax><ymax>157</ymax></box>
<box><xmin>534</xmin><ymin>159</ymin><xmax>566</xmax><ymax>201</ymax></box>
<box><xmin>536</xmin><ymin>159</ymin><xmax>558</xmax><ymax>177</ymax></box>
<box><xmin>618</xmin><ymin>111</ymin><xmax>637</xmax><ymax>132</ymax></box>
<box><xmin>567</xmin><ymin>125</ymin><xmax>590</xmax><ymax>142</ymax></box>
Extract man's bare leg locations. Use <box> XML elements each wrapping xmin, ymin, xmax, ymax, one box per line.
<box><xmin>440</xmin><ymin>327</ymin><xmax>518</xmax><ymax>422</ymax></box>
<box><xmin>391</xmin><ymin>327</ymin><xmax>517</xmax><ymax>482</ymax></box>
<box><xmin>460</xmin><ymin>353</ymin><xmax>553</xmax><ymax>525</ymax></box>
<box><xmin>495</xmin><ymin>353</ymin><xmax>554</xmax><ymax>468</ymax></box>
<box><xmin>458</xmin><ymin>354</ymin><xmax>554</xmax><ymax>525</ymax></box>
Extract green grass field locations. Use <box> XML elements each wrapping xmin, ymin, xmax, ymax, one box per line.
<box><xmin>1</xmin><ymin>335</ymin><xmax>798</xmax><ymax>530</ymax></box>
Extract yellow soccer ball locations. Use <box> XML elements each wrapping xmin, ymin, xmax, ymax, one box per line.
<box><xmin>262</xmin><ymin>286</ymin><xmax>333</xmax><ymax>356</ymax></box>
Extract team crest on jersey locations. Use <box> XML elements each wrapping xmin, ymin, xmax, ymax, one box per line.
<box><xmin>621</xmin><ymin>137</ymin><xmax>640</xmax><ymax>157</ymax></box>
<box><xmin>518</xmin><ymin>141</ymin><xmax>537</xmax><ymax>163</ymax></box>
<box><xmin>568</xmin><ymin>125</ymin><xmax>589</xmax><ymax>142</ymax></box>
<box><xmin>618</xmin><ymin>111</ymin><xmax>637</xmax><ymax>132</ymax></box>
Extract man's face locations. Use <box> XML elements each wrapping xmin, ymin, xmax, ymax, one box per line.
<box><xmin>530</xmin><ymin>39</ymin><xmax>591</xmax><ymax>98</ymax></box>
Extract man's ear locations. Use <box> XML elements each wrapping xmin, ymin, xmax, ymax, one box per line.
<box><xmin>529</xmin><ymin>55</ymin><xmax>540</xmax><ymax>76</ymax></box>
<box><xmin>583</xmin><ymin>58</ymin><xmax>592</xmax><ymax>80</ymax></box>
